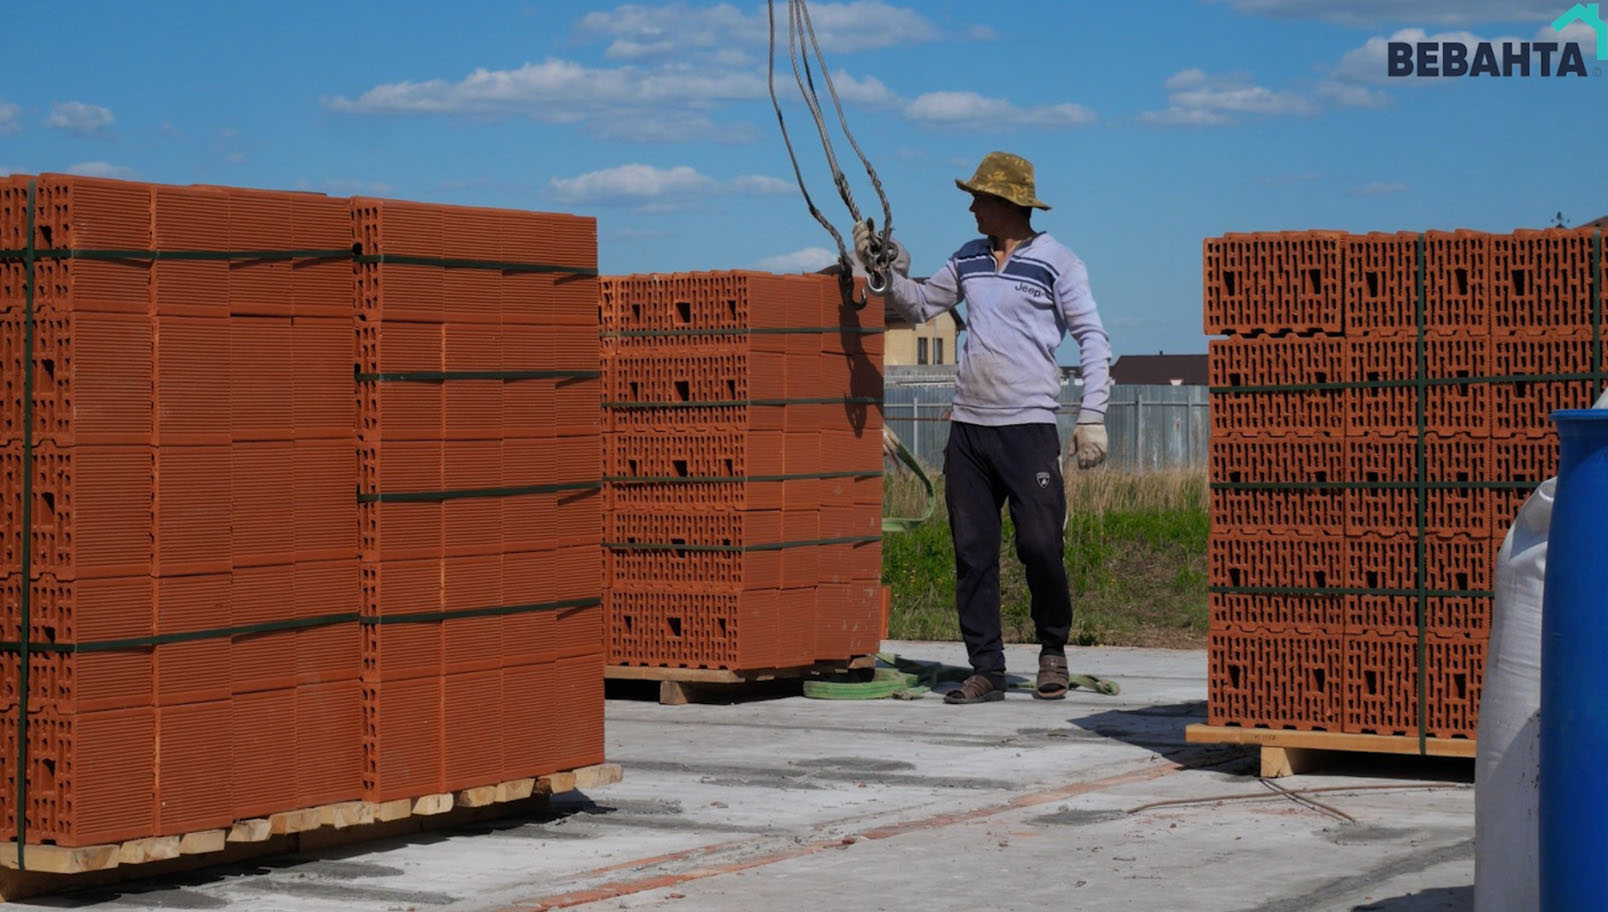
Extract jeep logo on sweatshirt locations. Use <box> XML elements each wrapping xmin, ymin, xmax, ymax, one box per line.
<box><xmin>1014</xmin><ymin>282</ymin><xmax>1047</xmax><ymax>299</ymax></box>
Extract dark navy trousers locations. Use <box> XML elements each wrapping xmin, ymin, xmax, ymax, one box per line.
<box><xmin>943</xmin><ymin>421</ymin><xmax>1072</xmax><ymax>676</ymax></box>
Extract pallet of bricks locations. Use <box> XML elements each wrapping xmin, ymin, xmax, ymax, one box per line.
<box><xmin>1186</xmin><ymin>227</ymin><xmax>1603</xmax><ymax>772</ymax></box>
<box><xmin>599</xmin><ymin>272</ymin><xmax>885</xmax><ymax>700</ymax></box>
<box><xmin>0</xmin><ymin>173</ymin><xmax>617</xmax><ymax>890</ymax></box>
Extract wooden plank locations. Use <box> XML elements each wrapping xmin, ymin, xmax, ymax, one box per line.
<box><xmin>455</xmin><ymin>786</ymin><xmax>500</xmax><ymax>809</ymax></box>
<box><xmin>1260</xmin><ymin>746</ymin><xmax>1329</xmax><ymax>778</ymax></box>
<box><xmin>538</xmin><ymin>770</ymin><xmax>579</xmax><ymax>796</ymax></box>
<box><xmin>226</xmin><ymin>819</ymin><xmax>271</xmax><ymax>843</ymax></box>
<box><xmin>496</xmin><ymin>778</ymin><xmax>536</xmax><ymax>803</ymax></box>
<box><xmin>1184</xmin><ymin>723</ymin><xmax>1477</xmax><ymax>758</ymax></box>
<box><xmin>375</xmin><ymin>799</ymin><xmax>414</xmax><ymax>823</ymax></box>
<box><xmin>572</xmin><ymin>763</ymin><xmax>624</xmax><ymax>790</ymax></box>
<box><xmin>177</xmin><ymin>830</ymin><xmax>226</xmax><ymax>855</ymax></box>
<box><xmin>118</xmin><ymin>837</ymin><xmax>179</xmax><ymax>865</ymax></box>
<box><xmin>318</xmin><ymin>801</ymin><xmax>375</xmax><ymax>830</ymax></box>
<box><xmin>267</xmin><ymin>807</ymin><xmax>320</xmax><ymax>836</ymax></box>
<box><xmin>0</xmin><ymin>843</ymin><xmax>121</xmax><ymax>874</ymax></box>
<box><xmin>412</xmin><ymin>793</ymin><xmax>454</xmax><ymax>817</ymax></box>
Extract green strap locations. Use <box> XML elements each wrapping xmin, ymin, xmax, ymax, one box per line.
<box><xmin>353</xmin><ymin>252</ymin><xmax>596</xmax><ymax>276</ymax></box>
<box><xmin>0</xmin><ymin>598</ymin><xmax>601</xmax><ymax>655</ymax></box>
<box><xmin>0</xmin><ymin>246</ymin><xmax>597</xmax><ymax>277</ymax></box>
<box><xmin>603</xmin><ymin>535</ymin><xmax>880</xmax><ymax>554</ymax></box>
<box><xmin>881</xmin><ymin>432</ymin><xmax>934</xmax><ymax>534</ymax></box>
<box><xmin>607</xmin><ymin>470</ymin><xmax>882</xmax><ymax>485</ymax></box>
<box><xmin>358</xmin><ymin>481</ymin><xmax>601</xmax><ymax>503</ymax></box>
<box><xmin>1211</xmin><ymin>480</ymin><xmax>1540</xmax><ymax>491</ymax></box>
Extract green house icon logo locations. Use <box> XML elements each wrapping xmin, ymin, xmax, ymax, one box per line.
<box><xmin>1555</xmin><ymin>3</ymin><xmax>1608</xmax><ymax>59</ymax></box>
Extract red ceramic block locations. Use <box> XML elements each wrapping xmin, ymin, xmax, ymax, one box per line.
<box><xmin>1490</xmin><ymin>228</ymin><xmax>1595</xmax><ymax>335</ymax></box>
<box><xmin>152</xmin><ymin>186</ymin><xmax>229</xmax><ymax>318</ymax></box>
<box><xmin>377</xmin><ymin>265</ymin><xmax>446</xmax><ymax>323</ymax></box>
<box><xmin>444</xmin><ymin>323</ymin><xmax>503</xmax><ymax>439</ymax></box>
<box><xmin>295</xmin><ymin>440</ymin><xmax>358</xmax><ymax>563</ymax></box>
<box><xmin>1345</xmin><ymin>594</ymin><xmax>1491</xmax><ymax>639</ymax></box>
<box><xmin>500</xmin><ymin>661</ymin><xmax>561</xmax><ymax>779</ymax></box>
<box><xmin>289</xmin><ymin>193</ymin><xmax>352</xmax><ymax>318</ymax></box>
<box><xmin>155</xmin><ymin>315</ymin><xmax>230</xmax><ymax>445</ymax></box>
<box><xmin>31</xmin><ymin>443</ymin><xmax>155</xmax><ymax>580</ymax></box>
<box><xmin>550</xmin><ymin>653</ymin><xmax>606</xmax><ymax>773</ymax></box>
<box><xmin>1422</xmin><ymin>230</ymin><xmax>1493</xmax><ymax>335</ymax></box>
<box><xmin>503</xmin><ymin>272</ymin><xmax>598</xmax><ymax>327</ymax></box>
<box><xmin>156</xmin><ymin>699</ymin><xmax>234</xmax><ymax>835</ymax></box>
<box><xmin>555</xmin><ymin>375</ymin><xmax>601</xmax><ymax>437</ymax></box>
<box><xmin>293</xmin><ymin>317</ymin><xmax>354</xmax><ymax>440</ymax></box>
<box><xmin>1207</xmin><ymin>625</ymin><xmax>1344</xmax><ymax>730</ymax></box>
<box><xmin>1209</xmin><ymin>335</ymin><xmax>1348</xmax><ymax>390</ymax></box>
<box><xmin>155</xmin><ymin>573</ymin><xmax>231</xmax><ymax>705</ymax></box>
<box><xmin>1208</xmin><ymin>532</ymin><xmax>1344</xmax><ymax>591</ymax></box>
<box><xmin>232</xmin><ymin>441</ymin><xmax>297</xmax><ymax>568</ymax></box>
<box><xmin>34</xmin><ymin>174</ymin><xmax>153</xmax><ymax>316</ymax></box>
<box><xmin>362</xmin><ymin>321</ymin><xmax>444</xmax><ymax>442</ymax></box>
<box><xmin>1212</xmin><ymin>488</ymin><xmax>1345</xmax><ymax>538</ymax></box>
<box><xmin>16</xmin><ymin>575</ymin><xmax>153</xmax><ymax>714</ymax></box>
<box><xmin>1491</xmin><ymin>379</ymin><xmax>1597</xmax><ymax>439</ymax></box>
<box><xmin>36</xmin><ymin>706</ymin><xmax>157</xmax><ymax>846</ymax></box>
<box><xmin>444</xmin><ymin>268</ymin><xmax>501</xmax><ymax>325</ymax></box>
<box><xmin>1208</xmin><ymin>592</ymin><xmax>1346</xmax><ymax>632</ymax></box>
<box><xmin>502</xmin><ymin>552</ymin><xmax>558</xmax><ymax>666</ymax></box>
<box><xmin>154</xmin><ymin>445</ymin><xmax>232</xmax><ymax>576</ymax></box>
<box><xmin>296</xmin><ymin>678</ymin><xmax>365</xmax><ymax>807</ymax></box>
<box><xmin>443</xmin><ymin>670</ymin><xmax>502</xmax><ymax>791</ymax></box>
<box><xmin>230</xmin><ymin>687</ymin><xmax>297</xmax><ymax>819</ymax></box>
<box><xmin>1212</xmin><ymin>435</ymin><xmax>1347</xmax><ymax>485</ymax></box>
<box><xmin>444</xmin><ymin>440</ymin><xmax>503</xmax><ymax>558</ymax></box>
<box><xmin>295</xmin><ymin>559</ymin><xmax>362</xmax><ymax>685</ymax></box>
<box><xmin>33</xmin><ymin>311</ymin><xmax>155</xmax><ymax>445</ymax></box>
<box><xmin>230</xmin><ymin>316</ymin><xmax>295</xmax><ymax>441</ymax></box>
<box><xmin>444</xmin><ymin>554</ymin><xmax>501</xmax><ymax>674</ymax></box>
<box><xmin>1342</xmin><ymin>630</ymin><xmax>1418</xmax><ymax>736</ymax></box>
<box><xmin>226</xmin><ymin>189</ymin><xmax>295</xmax><ymax>318</ymax></box>
<box><xmin>362</xmin><ymin>439</ymin><xmax>444</xmax><ymax>562</ymax></box>
<box><xmin>553</xmin><ymin>599</ymin><xmax>602</xmax><ymax>661</ymax></box>
<box><xmin>363</xmin><ymin>676</ymin><xmax>444</xmax><ymax>802</ymax></box>
<box><xmin>552</xmin><ymin>486</ymin><xmax>603</xmax><ymax>549</ymax></box>
<box><xmin>1344</xmin><ymin>232</ymin><xmax>1418</xmax><ymax>336</ymax></box>
<box><xmin>230</xmin><ymin>563</ymin><xmax>298</xmax><ymax>694</ymax></box>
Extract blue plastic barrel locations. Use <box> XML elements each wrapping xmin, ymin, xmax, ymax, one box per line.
<box><xmin>1541</xmin><ymin>409</ymin><xmax>1608</xmax><ymax>911</ymax></box>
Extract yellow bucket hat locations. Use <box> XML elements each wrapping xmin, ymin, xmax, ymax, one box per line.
<box><xmin>951</xmin><ymin>152</ymin><xmax>1054</xmax><ymax>212</ymax></box>
<box><xmin>955</xmin><ymin>151</ymin><xmax>1051</xmax><ymax>210</ymax></box>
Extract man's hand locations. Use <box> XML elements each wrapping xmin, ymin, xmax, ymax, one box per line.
<box><xmin>852</xmin><ymin>220</ymin><xmax>911</xmax><ymax>278</ymax></box>
<box><xmin>1072</xmin><ymin>423</ymin><xmax>1108</xmax><ymax>470</ymax></box>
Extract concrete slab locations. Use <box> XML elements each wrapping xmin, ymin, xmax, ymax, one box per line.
<box><xmin>19</xmin><ymin>642</ymin><xmax>1474</xmax><ymax>911</ymax></box>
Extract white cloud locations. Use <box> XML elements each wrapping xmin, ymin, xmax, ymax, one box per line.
<box><xmin>610</xmin><ymin>226</ymin><xmax>671</xmax><ymax>240</ymax></box>
<box><xmin>1352</xmin><ymin>181</ymin><xmax>1409</xmax><ymax>196</ymax></box>
<box><xmin>0</xmin><ymin>103</ymin><xmax>19</xmax><ymax>135</ymax></box>
<box><xmin>1212</xmin><ymin>0</ymin><xmax>1557</xmax><ymax>26</ymax></box>
<box><xmin>1316</xmin><ymin>79</ymin><xmax>1392</xmax><ymax>108</ymax></box>
<box><xmin>1140</xmin><ymin>69</ymin><xmax>1316</xmax><ymax>125</ymax></box>
<box><xmin>65</xmin><ymin>161</ymin><xmax>134</xmax><ymax>178</ymax></box>
<box><xmin>965</xmin><ymin>24</ymin><xmax>998</xmax><ymax>40</ymax></box>
<box><xmin>754</xmin><ymin>246</ymin><xmax>839</xmax><ymax>273</ymax></box>
<box><xmin>47</xmin><ymin>101</ymin><xmax>114</xmax><ymax>137</ymax></box>
<box><xmin>547</xmin><ymin>163</ymin><xmax>794</xmax><ymax>207</ymax></box>
<box><xmin>1329</xmin><ymin>26</ymin><xmax>1565</xmax><ymax>85</ymax></box>
<box><xmin>821</xmin><ymin>70</ymin><xmax>899</xmax><ymax>106</ymax></box>
<box><xmin>1536</xmin><ymin>20</ymin><xmax>1601</xmax><ymax>56</ymax></box>
<box><xmin>903</xmin><ymin>91</ymin><xmax>1096</xmax><ymax>129</ymax></box>
<box><xmin>578</xmin><ymin>2</ymin><xmax>941</xmax><ymax>59</ymax></box>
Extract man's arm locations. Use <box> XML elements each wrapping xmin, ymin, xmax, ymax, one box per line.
<box><xmin>885</xmin><ymin>256</ymin><xmax>961</xmax><ymax>325</ymax></box>
<box><xmin>1055</xmin><ymin>257</ymin><xmax>1112</xmax><ymax>425</ymax></box>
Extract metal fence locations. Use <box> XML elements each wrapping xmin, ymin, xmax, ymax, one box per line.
<box><xmin>882</xmin><ymin>374</ymin><xmax>1209</xmax><ymax>473</ymax></box>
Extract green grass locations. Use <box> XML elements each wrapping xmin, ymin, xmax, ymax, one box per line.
<box><xmin>882</xmin><ymin>468</ymin><xmax>1209</xmax><ymax>648</ymax></box>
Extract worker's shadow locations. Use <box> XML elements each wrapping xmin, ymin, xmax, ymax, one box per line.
<box><xmin>1348</xmin><ymin>884</ymin><xmax>1472</xmax><ymax>911</ymax></box>
<box><xmin>833</xmin><ymin>284</ymin><xmax>884</xmax><ymax>437</ymax></box>
<box><xmin>1070</xmin><ymin>701</ymin><xmax>1215</xmax><ymax>768</ymax></box>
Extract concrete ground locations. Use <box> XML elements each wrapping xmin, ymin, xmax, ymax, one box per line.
<box><xmin>22</xmin><ymin>641</ymin><xmax>1475</xmax><ymax>911</ymax></box>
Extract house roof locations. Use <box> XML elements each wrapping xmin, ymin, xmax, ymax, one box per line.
<box><xmin>1110</xmin><ymin>353</ymin><xmax>1208</xmax><ymax>386</ymax></box>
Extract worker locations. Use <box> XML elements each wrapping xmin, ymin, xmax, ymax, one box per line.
<box><xmin>854</xmin><ymin>150</ymin><xmax>1112</xmax><ymax>705</ymax></box>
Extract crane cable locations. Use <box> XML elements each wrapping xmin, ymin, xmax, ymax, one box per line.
<box><xmin>766</xmin><ymin>0</ymin><xmax>897</xmax><ymax>303</ymax></box>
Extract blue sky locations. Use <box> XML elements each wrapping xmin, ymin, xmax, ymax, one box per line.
<box><xmin>3</xmin><ymin>0</ymin><xmax>1605</xmax><ymax>362</ymax></box>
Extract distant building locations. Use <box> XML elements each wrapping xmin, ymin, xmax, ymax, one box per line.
<box><xmin>1110</xmin><ymin>353</ymin><xmax>1208</xmax><ymax>386</ymax></box>
<box><xmin>883</xmin><ymin>301</ymin><xmax>963</xmax><ymax>367</ymax></box>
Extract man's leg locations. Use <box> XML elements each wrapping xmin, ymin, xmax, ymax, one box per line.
<box><xmin>1000</xmin><ymin>424</ymin><xmax>1073</xmax><ymax>655</ymax></box>
<box><xmin>944</xmin><ymin>422</ymin><xmax>1008</xmax><ymax>677</ymax></box>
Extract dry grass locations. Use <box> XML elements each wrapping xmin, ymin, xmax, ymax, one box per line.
<box><xmin>1065</xmin><ymin>466</ymin><xmax>1208</xmax><ymax>517</ymax></box>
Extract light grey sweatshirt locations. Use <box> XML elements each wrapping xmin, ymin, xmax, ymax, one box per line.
<box><xmin>886</xmin><ymin>232</ymin><xmax>1112</xmax><ymax>427</ymax></box>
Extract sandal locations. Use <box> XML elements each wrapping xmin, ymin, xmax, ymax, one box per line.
<box><xmin>944</xmin><ymin>673</ymin><xmax>1006</xmax><ymax>704</ymax></box>
<box><xmin>1035</xmin><ymin>653</ymin><xmax>1070</xmax><ymax>700</ymax></box>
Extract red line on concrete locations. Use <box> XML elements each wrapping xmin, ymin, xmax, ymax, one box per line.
<box><xmin>495</xmin><ymin>761</ymin><xmax>1182</xmax><ymax>911</ymax></box>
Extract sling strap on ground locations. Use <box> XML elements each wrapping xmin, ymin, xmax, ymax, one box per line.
<box><xmin>803</xmin><ymin>654</ymin><xmax>1120</xmax><ymax>700</ymax></box>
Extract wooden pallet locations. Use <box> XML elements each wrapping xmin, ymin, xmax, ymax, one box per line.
<box><xmin>0</xmin><ymin>762</ymin><xmax>622</xmax><ymax>901</ymax></box>
<box><xmin>1186</xmin><ymin>724</ymin><xmax>1476</xmax><ymax>777</ymax></box>
<box><xmin>607</xmin><ymin>655</ymin><xmax>877</xmax><ymax>705</ymax></box>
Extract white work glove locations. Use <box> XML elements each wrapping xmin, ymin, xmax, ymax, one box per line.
<box><xmin>1072</xmin><ymin>423</ymin><xmax>1108</xmax><ymax>470</ymax></box>
<box><xmin>852</xmin><ymin>219</ymin><xmax>910</xmax><ymax>278</ymax></box>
